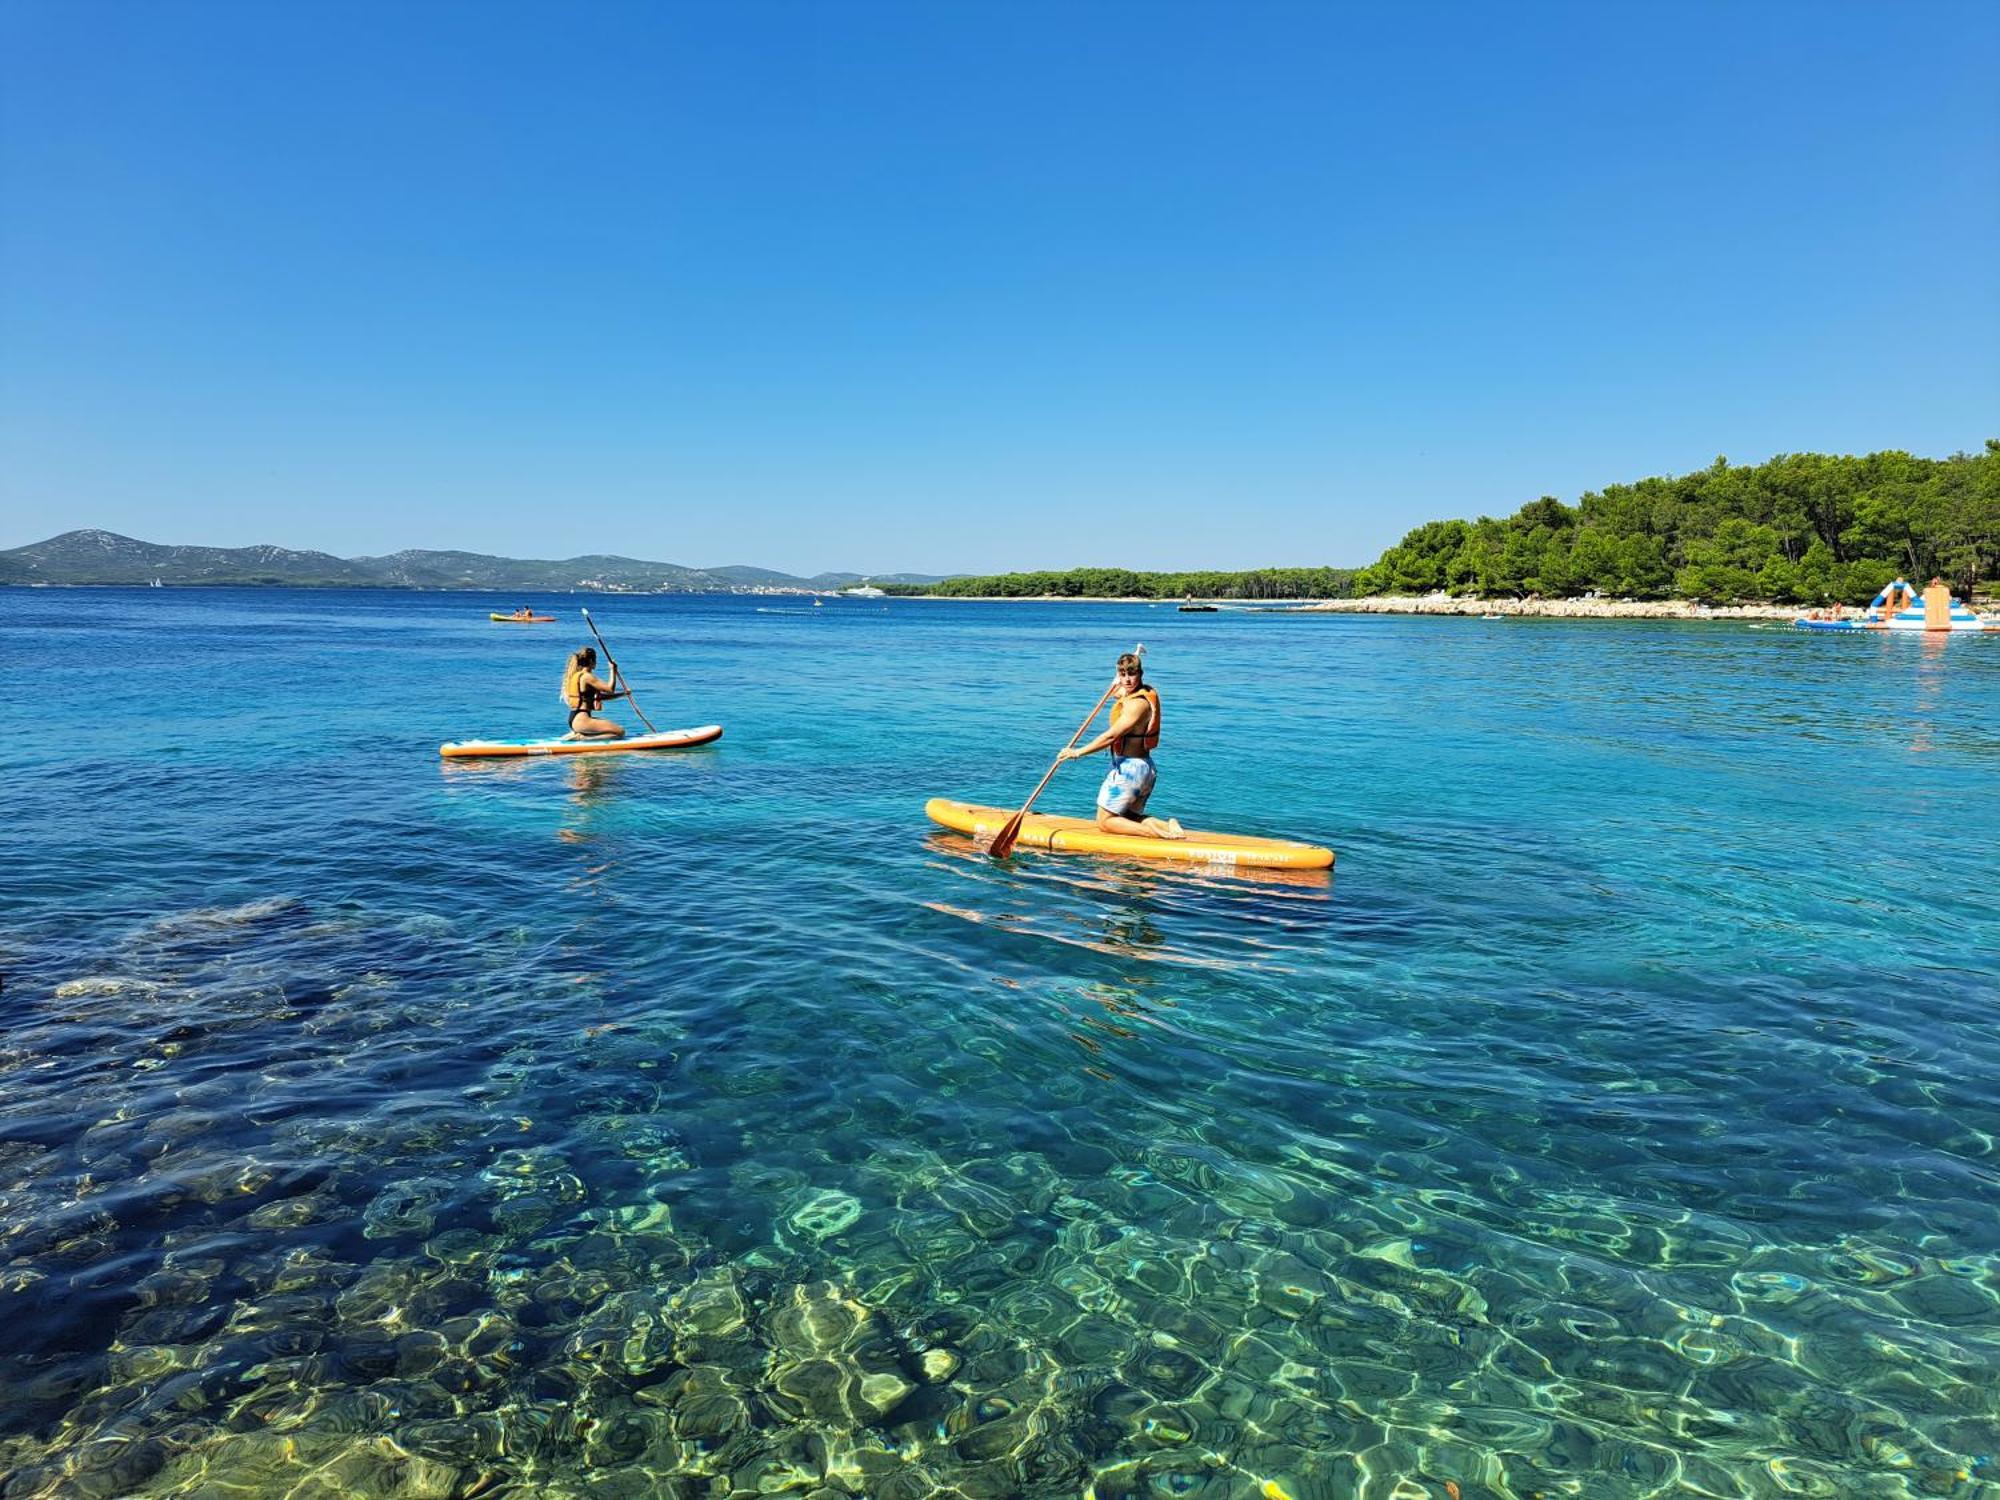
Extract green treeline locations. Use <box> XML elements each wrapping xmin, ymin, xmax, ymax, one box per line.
<box><xmin>903</xmin><ymin>567</ymin><xmax>1361</xmax><ymax>600</ymax></box>
<box><xmin>1355</xmin><ymin>444</ymin><xmax>1999</xmax><ymax>604</ymax></box>
<box><xmin>901</xmin><ymin>446</ymin><xmax>1995</xmax><ymax>603</ymax></box>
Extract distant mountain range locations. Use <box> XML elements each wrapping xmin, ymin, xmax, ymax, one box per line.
<box><xmin>0</xmin><ymin>530</ymin><xmax>949</xmax><ymax>592</ymax></box>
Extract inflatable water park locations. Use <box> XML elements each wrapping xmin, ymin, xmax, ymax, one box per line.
<box><xmin>1795</xmin><ymin>578</ymin><xmax>1997</xmax><ymax>633</ymax></box>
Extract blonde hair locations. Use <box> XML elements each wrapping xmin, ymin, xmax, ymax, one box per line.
<box><xmin>562</xmin><ymin>647</ymin><xmax>597</xmax><ymax>708</ymax></box>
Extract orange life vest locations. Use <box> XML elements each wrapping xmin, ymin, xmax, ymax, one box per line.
<box><xmin>561</xmin><ymin>663</ymin><xmax>600</xmax><ymax>712</ymax></box>
<box><xmin>1112</xmin><ymin>685</ymin><xmax>1161</xmax><ymax>756</ymax></box>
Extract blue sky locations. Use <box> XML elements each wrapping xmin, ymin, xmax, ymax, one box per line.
<box><xmin>2</xmin><ymin>1</ymin><xmax>1994</xmax><ymax>575</ymax></box>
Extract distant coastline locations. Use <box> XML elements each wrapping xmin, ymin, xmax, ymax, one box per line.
<box><xmin>2</xmin><ymin>583</ymin><xmax>1821</xmax><ymax>619</ymax></box>
<box><xmin>0</xmin><ymin>529</ymin><xmax>942</xmax><ymax>594</ymax></box>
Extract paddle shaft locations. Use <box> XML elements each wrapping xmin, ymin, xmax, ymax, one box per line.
<box><xmin>579</xmin><ymin>609</ymin><xmax>660</xmax><ymax>734</ymax></box>
<box><xmin>989</xmin><ymin>642</ymin><xmax>1142</xmax><ymax>860</ymax></box>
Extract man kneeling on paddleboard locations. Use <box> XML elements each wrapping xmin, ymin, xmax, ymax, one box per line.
<box><xmin>1057</xmin><ymin>652</ymin><xmax>1185</xmax><ymax>839</ymax></box>
<box><xmin>560</xmin><ymin>646</ymin><xmax>627</xmax><ymax>740</ymax></box>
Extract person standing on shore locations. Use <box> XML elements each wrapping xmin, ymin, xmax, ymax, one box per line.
<box><xmin>560</xmin><ymin>646</ymin><xmax>627</xmax><ymax>740</ymax></box>
<box><xmin>1057</xmin><ymin>652</ymin><xmax>1184</xmax><ymax>839</ymax></box>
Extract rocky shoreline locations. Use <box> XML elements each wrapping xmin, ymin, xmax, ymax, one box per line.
<box><xmin>918</xmin><ymin>593</ymin><xmax>1810</xmax><ymax>619</ymax></box>
<box><xmin>1288</xmin><ymin>594</ymin><xmax>1804</xmax><ymax>621</ymax></box>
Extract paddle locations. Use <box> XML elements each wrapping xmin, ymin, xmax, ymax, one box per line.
<box><xmin>579</xmin><ymin>608</ymin><xmax>660</xmax><ymax>734</ymax></box>
<box><xmin>988</xmin><ymin>642</ymin><xmax>1143</xmax><ymax>861</ymax></box>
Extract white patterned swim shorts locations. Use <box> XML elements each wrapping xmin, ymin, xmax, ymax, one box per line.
<box><xmin>1096</xmin><ymin>754</ymin><xmax>1157</xmax><ymax>816</ymax></box>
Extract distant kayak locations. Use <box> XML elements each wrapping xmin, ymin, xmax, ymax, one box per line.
<box><xmin>925</xmin><ymin>798</ymin><xmax>1333</xmax><ymax>869</ymax></box>
<box><xmin>440</xmin><ymin>724</ymin><xmax>723</xmax><ymax>758</ymax></box>
<box><xmin>490</xmin><ymin>613</ymin><xmax>556</xmax><ymax>623</ymax></box>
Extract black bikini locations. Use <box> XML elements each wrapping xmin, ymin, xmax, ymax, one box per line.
<box><xmin>567</xmin><ymin>681</ymin><xmax>602</xmax><ymax>727</ymax></box>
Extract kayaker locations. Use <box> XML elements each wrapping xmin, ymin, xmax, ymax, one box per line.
<box><xmin>560</xmin><ymin>646</ymin><xmax>626</xmax><ymax>740</ymax></box>
<box><xmin>1056</xmin><ymin>652</ymin><xmax>1184</xmax><ymax>839</ymax></box>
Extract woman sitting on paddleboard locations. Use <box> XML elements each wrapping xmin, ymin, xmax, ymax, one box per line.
<box><xmin>560</xmin><ymin>647</ymin><xmax>626</xmax><ymax>740</ymax></box>
<box><xmin>1057</xmin><ymin>652</ymin><xmax>1184</xmax><ymax>839</ymax></box>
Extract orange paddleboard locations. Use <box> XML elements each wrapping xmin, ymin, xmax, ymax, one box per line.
<box><xmin>925</xmin><ymin>798</ymin><xmax>1333</xmax><ymax>869</ymax></box>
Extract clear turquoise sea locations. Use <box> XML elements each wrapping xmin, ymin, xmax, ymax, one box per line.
<box><xmin>3</xmin><ymin>588</ymin><xmax>1998</xmax><ymax>1499</ymax></box>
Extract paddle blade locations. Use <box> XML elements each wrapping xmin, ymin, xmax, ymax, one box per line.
<box><xmin>987</xmin><ymin>810</ymin><xmax>1026</xmax><ymax>860</ymax></box>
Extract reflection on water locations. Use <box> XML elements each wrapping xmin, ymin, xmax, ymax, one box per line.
<box><xmin>922</xmin><ymin>834</ymin><xmax>1333</xmax><ymax>971</ymax></box>
<box><xmin>1059</xmin><ymin>979</ymin><xmax>1177</xmax><ymax>1082</ymax></box>
<box><xmin>559</xmin><ymin>756</ymin><xmax>620</xmax><ymax>846</ymax></box>
<box><xmin>1907</xmin><ymin>632</ymin><xmax>1953</xmax><ymax>753</ymax></box>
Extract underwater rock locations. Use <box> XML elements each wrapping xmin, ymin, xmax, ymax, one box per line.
<box><xmin>52</xmin><ymin>1435</ymin><xmax>168</xmax><ymax>1500</ymax></box>
<box><xmin>856</xmin><ymin>1368</ymin><xmax>918</xmax><ymax>1422</ymax></box>
<box><xmin>726</xmin><ymin>1427</ymin><xmax>827</xmax><ymax>1495</ymax></box>
<box><xmin>951</xmin><ymin>1407</ymin><xmax>1041</xmax><ymax>1466</ymax></box>
<box><xmin>131</xmin><ymin>896</ymin><xmax>302</xmax><ymax>941</ymax></box>
<box><xmin>563</xmin><ymin>1290</ymin><xmax>674</xmax><ymax>1377</ymax></box>
<box><xmin>250</xmin><ymin>1249</ymin><xmax>350</xmax><ymax>1297</ymax></box>
<box><xmin>928</xmin><ymin>1178</ymin><xmax>1020</xmax><ymax>1242</ymax></box>
<box><xmin>490</xmin><ymin>1194</ymin><xmax>558</xmax><ymax>1237</ymax></box>
<box><xmin>1123</xmin><ymin>1343</ymin><xmax>1208</xmax><ymax>1401</ymax></box>
<box><xmin>652</xmin><ymin>1364</ymin><xmax>752</xmax><ymax>1441</ymax></box>
<box><xmin>671</xmin><ymin>1270</ymin><xmax>747</xmax><ymax>1342</ymax></box>
<box><xmin>176</xmin><ymin>1153</ymin><xmax>280</xmax><ymax>1205</ymax></box>
<box><xmin>362</xmin><ymin>1177</ymin><xmax>457</xmax><ymax>1241</ymax></box>
<box><xmin>119</xmin><ymin>1301</ymin><xmax>230</xmax><ymax>1347</ymax></box>
<box><xmin>105</xmin><ymin>1342</ymin><xmax>199</xmax><ymax>1382</ymax></box>
<box><xmin>393</xmin><ymin>1414</ymin><xmax>511</xmax><ymax>1465</ymax></box>
<box><xmin>422</xmin><ymin>1228</ymin><xmax>500</xmax><ymax>1267</ymax></box>
<box><xmin>397</xmin><ymin>1458</ymin><xmax>474</xmax><ymax>1500</ymax></box>
<box><xmin>767</xmin><ymin>1358</ymin><xmax>849</xmax><ymax>1425</ymax></box>
<box><xmin>580</xmin><ymin>1399</ymin><xmax>675</xmax><ymax>1467</ymax></box>
<box><xmin>481</xmin><ymin>1147</ymin><xmax>577</xmax><ymax>1199</ymax></box>
<box><xmin>1086</xmin><ymin>1454</ymin><xmax>1236</xmax><ymax>1500</ymax></box>
<box><xmin>963</xmin><ymin>1153</ymin><xmax>1064</xmax><ymax>1218</ymax></box>
<box><xmin>246</xmin><ymin>1191</ymin><xmax>341</xmax><ymax>1231</ymax></box>
<box><xmin>785</xmin><ymin>1188</ymin><xmax>864</xmax><ymax>1243</ymax></box>
<box><xmin>54</xmin><ymin>976</ymin><xmax>166</xmax><ymax>999</ymax></box>
<box><xmin>766</xmin><ymin>1282</ymin><xmax>870</xmax><ymax>1358</ymax></box>
<box><xmin>334</xmin><ymin>1262</ymin><xmax>425</xmax><ymax>1324</ymax></box>
<box><xmin>1891</xmin><ymin>1274</ymin><xmax>1994</xmax><ymax>1327</ymax></box>
<box><xmin>533</xmin><ymin>1268</ymin><xmax>624</xmax><ymax>1323</ymax></box>
<box><xmin>392</xmin><ymin>1329</ymin><xmax>449</xmax><ymax>1377</ymax></box>
<box><xmin>767</xmin><ymin>1356</ymin><xmax>915</xmax><ymax>1429</ymax></box>
<box><xmin>1054</xmin><ymin>1317</ymin><xmax>1134</xmax><ymax>1369</ymax></box>
<box><xmin>132</xmin><ymin>1263</ymin><xmax>220</xmax><ymax>1307</ymax></box>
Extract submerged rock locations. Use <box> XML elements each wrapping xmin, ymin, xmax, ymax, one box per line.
<box><xmin>362</xmin><ymin>1177</ymin><xmax>456</xmax><ymax>1241</ymax></box>
<box><xmin>784</xmin><ymin>1188</ymin><xmax>864</xmax><ymax>1242</ymax></box>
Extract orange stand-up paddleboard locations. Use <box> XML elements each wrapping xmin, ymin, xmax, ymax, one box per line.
<box><xmin>925</xmin><ymin>798</ymin><xmax>1333</xmax><ymax>870</ymax></box>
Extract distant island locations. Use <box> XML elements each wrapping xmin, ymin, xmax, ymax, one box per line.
<box><xmin>0</xmin><ymin>530</ymin><xmax>946</xmax><ymax>593</ymax></box>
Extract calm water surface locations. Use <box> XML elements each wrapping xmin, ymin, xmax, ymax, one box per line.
<box><xmin>2</xmin><ymin>589</ymin><xmax>1997</xmax><ymax>1499</ymax></box>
